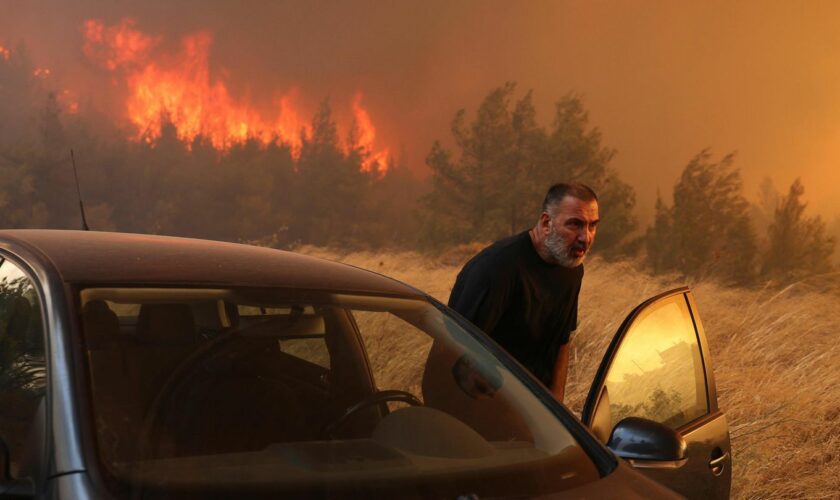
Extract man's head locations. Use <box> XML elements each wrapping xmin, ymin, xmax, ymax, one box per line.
<box><xmin>533</xmin><ymin>183</ymin><xmax>600</xmax><ymax>267</ymax></box>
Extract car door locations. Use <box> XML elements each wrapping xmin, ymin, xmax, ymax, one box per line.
<box><xmin>581</xmin><ymin>287</ymin><xmax>731</xmax><ymax>499</ymax></box>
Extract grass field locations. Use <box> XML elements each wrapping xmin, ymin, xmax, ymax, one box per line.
<box><xmin>297</xmin><ymin>245</ymin><xmax>840</xmax><ymax>499</ymax></box>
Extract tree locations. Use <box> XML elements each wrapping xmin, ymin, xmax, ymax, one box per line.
<box><xmin>292</xmin><ymin>99</ymin><xmax>371</xmax><ymax>245</ymax></box>
<box><xmin>422</xmin><ymin>83</ymin><xmax>519</xmax><ymax>244</ymax></box>
<box><xmin>539</xmin><ymin>95</ymin><xmax>637</xmax><ymax>256</ymax></box>
<box><xmin>762</xmin><ymin>179</ymin><xmax>835</xmax><ymax>281</ymax></box>
<box><xmin>646</xmin><ymin>191</ymin><xmax>675</xmax><ymax>274</ymax></box>
<box><xmin>830</xmin><ymin>215</ymin><xmax>840</xmax><ymax>267</ymax></box>
<box><xmin>647</xmin><ymin>150</ymin><xmax>757</xmax><ymax>284</ymax></box>
<box><xmin>422</xmin><ymin>84</ymin><xmax>637</xmax><ymax>255</ymax></box>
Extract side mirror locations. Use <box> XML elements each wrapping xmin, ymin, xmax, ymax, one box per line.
<box><xmin>607</xmin><ymin>417</ymin><xmax>687</xmax><ymax>469</ymax></box>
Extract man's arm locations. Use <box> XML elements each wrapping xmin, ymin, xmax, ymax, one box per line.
<box><xmin>550</xmin><ymin>343</ymin><xmax>571</xmax><ymax>403</ymax></box>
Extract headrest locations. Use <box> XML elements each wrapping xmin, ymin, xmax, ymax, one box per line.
<box><xmin>82</xmin><ymin>300</ymin><xmax>120</xmax><ymax>350</ymax></box>
<box><xmin>137</xmin><ymin>303</ymin><xmax>196</xmax><ymax>344</ymax></box>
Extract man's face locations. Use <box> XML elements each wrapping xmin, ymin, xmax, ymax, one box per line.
<box><xmin>543</xmin><ymin>196</ymin><xmax>600</xmax><ymax>267</ymax></box>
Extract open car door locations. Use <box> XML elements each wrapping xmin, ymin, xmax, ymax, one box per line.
<box><xmin>582</xmin><ymin>287</ymin><xmax>731</xmax><ymax>499</ymax></box>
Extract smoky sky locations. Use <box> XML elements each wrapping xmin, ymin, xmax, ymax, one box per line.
<box><xmin>3</xmin><ymin>0</ymin><xmax>840</xmax><ymax>222</ymax></box>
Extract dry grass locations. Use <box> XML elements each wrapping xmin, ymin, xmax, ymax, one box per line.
<box><xmin>295</xmin><ymin>245</ymin><xmax>840</xmax><ymax>499</ymax></box>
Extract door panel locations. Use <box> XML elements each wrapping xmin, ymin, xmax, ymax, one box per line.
<box><xmin>641</xmin><ymin>412</ymin><xmax>731</xmax><ymax>499</ymax></box>
<box><xmin>582</xmin><ymin>288</ymin><xmax>731</xmax><ymax>500</ymax></box>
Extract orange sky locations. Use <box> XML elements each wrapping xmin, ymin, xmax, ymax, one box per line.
<box><xmin>2</xmin><ymin>0</ymin><xmax>839</xmax><ymax>223</ymax></box>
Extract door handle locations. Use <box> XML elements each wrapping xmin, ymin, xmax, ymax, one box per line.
<box><xmin>709</xmin><ymin>451</ymin><xmax>729</xmax><ymax>476</ymax></box>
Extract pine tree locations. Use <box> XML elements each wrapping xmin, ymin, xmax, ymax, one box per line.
<box><xmin>422</xmin><ymin>84</ymin><xmax>637</xmax><ymax>255</ymax></box>
<box><xmin>293</xmin><ymin>99</ymin><xmax>369</xmax><ymax>245</ymax></box>
<box><xmin>646</xmin><ymin>191</ymin><xmax>674</xmax><ymax>274</ymax></box>
<box><xmin>647</xmin><ymin>150</ymin><xmax>758</xmax><ymax>284</ymax></box>
<box><xmin>762</xmin><ymin>179</ymin><xmax>835</xmax><ymax>281</ymax></box>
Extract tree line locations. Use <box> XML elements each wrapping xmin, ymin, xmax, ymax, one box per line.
<box><xmin>424</xmin><ymin>84</ymin><xmax>835</xmax><ymax>285</ymax></box>
<box><xmin>0</xmin><ymin>48</ymin><xmax>835</xmax><ymax>285</ymax></box>
<box><xmin>0</xmin><ymin>47</ymin><xmax>422</xmax><ymax>248</ymax></box>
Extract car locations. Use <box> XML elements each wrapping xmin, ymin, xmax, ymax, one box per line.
<box><xmin>0</xmin><ymin>230</ymin><xmax>731</xmax><ymax>499</ymax></box>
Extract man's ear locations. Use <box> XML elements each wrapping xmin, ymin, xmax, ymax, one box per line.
<box><xmin>539</xmin><ymin>212</ymin><xmax>552</xmax><ymax>232</ymax></box>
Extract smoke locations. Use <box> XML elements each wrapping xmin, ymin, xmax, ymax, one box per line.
<box><xmin>2</xmin><ymin>0</ymin><xmax>840</xmax><ymax>222</ymax></box>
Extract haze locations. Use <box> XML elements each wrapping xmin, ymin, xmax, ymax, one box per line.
<box><xmin>2</xmin><ymin>0</ymin><xmax>839</xmax><ymax>222</ymax></box>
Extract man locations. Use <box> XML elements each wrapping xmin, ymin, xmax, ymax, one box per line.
<box><xmin>448</xmin><ymin>182</ymin><xmax>599</xmax><ymax>402</ymax></box>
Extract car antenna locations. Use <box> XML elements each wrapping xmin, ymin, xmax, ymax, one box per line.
<box><xmin>69</xmin><ymin>149</ymin><xmax>90</xmax><ymax>231</ymax></box>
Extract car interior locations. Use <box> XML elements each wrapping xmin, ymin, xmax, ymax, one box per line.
<box><xmin>78</xmin><ymin>287</ymin><xmax>598</xmax><ymax>497</ymax></box>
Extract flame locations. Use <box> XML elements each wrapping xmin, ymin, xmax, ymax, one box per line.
<box><xmin>83</xmin><ymin>18</ymin><xmax>158</xmax><ymax>71</ymax></box>
<box><xmin>81</xmin><ymin>18</ymin><xmax>389</xmax><ymax>167</ymax></box>
<box><xmin>1</xmin><ymin>44</ymin><xmax>77</xmax><ymax>114</ymax></box>
<box><xmin>352</xmin><ymin>93</ymin><xmax>390</xmax><ymax>173</ymax></box>
<box><xmin>119</xmin><ymin>31</ymin><xmax>308</xmax><ymax>150</ymax></box>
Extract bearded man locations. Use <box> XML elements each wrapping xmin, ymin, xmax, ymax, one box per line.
<box><xmin>447</xmin><ymin>182</ymin><xmax>599</xmax><ymax>402</ymax></box>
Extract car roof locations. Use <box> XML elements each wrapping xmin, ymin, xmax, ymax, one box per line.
<box><xmin>0</xmin><ymin>230</ymin><xmax>421</xmax><ymax>296</ymax></box>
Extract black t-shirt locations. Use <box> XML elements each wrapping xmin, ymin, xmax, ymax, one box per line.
<box><xmin>448</xmin><ymin>231</ymin><xmax>583</xmax><ymax>386</ymax></box>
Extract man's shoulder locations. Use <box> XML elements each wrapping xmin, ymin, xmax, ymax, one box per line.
<box><xmin>449</xmin><ymin>232</ymin><xmax>529</xmax><ymax>308</ymax></box>
<box><xmin>464</xmin><ymin>231</ymin><xmax>530</xmax><ymax>270</ymax></box>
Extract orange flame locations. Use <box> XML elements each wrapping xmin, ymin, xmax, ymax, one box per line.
<box><xmin>0</xmin><ymin>45</ymin><xmax>9</xmax><ymax>61</ymax></box>
<box><xmin>120</xmin><ymin>31</ymin><xmax>307</xmax><ymax>150</ymax></box>
<box><xmin>33</xmin><ymin>67</ymin><xmax>51</xmax><ymax>79</ymax></box>
<box><xmin>82</xmin><ymin>18</ymin><xmax>390</xmax><ymax>168</ymax></box>
<box><xmin>352</xmin><ymin>93</ymin><xmax>390</xmax><ymax>173</ymax></box>
<box><xmin>83</xmin><ymin>18</ymin><xmax>158</xmax><ymax>71</ymax></box>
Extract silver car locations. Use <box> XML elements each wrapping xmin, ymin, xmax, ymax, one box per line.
<box><xmin>0</xmin><ymin>230</ymin><xmax>730</xmax><ymax>498</ymax></box>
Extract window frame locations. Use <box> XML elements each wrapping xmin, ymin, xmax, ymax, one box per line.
<box><xmin>581</xmin><ymin>287</ymin><xmax>716</xmax><ymax>434</ymax></box>
<box><xmin>69</xmin><ymin>284</ymin><xmax>619</xmax><ymax>494</ymax></box>
<box><xmin>0</xmin><ymin>252</ymin><xmax>51</xmax><ymax>491</ymax></box>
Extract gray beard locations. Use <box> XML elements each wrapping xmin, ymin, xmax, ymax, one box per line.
<box><xmin>545</xmin><ymin>230</ymin><xmax>586</xmax><ymax>268</ymax></box>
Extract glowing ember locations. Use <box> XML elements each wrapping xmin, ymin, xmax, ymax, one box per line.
<box><xmin>33</xmin><ymin>68</ymin><xmax>51</xmax><ymax>79</ymax></box>
<box><xmin>0</xmin><ymin>45</ymin><xmax>9</xmax><ymax>61</ymax></box>
<box><xmin>82</xmin><ymin>17</ymin><xmax>390</xmax><ymax>169</ymax></box>
<box><xmin>57</xmin><ymin>89</ymin><xmax>79</xmax><ymax>114</ymax></box>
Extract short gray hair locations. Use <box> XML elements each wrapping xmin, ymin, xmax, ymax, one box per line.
<box><xmin>542</xmin><ymin>182</ymin><xmax>598</xmax><ymax>214</ymax></box>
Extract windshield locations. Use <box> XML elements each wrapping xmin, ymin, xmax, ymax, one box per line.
<box><xmin>78</xmin><ymin>286</ymin><xmax>598</xmax><ymax>498</ymax></box>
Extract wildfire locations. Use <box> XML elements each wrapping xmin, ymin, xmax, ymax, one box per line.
<box><xmin>83</xmin><ymin>18</ymin><xmax>158</xmax><ymax>71</ymax></box>
<box><xmin>33</xmin><ymin>67</ymin><xmax>51</xmax><ymax>79</ymax></box>
<box><xmin>0</xmin><ymin>45</ymin><xmax>9</xmax><ymax>61</ymax></box>
<box><xmin>352</xmin><ymin>93</ymin><xmax>390</xmax><ymax>172</ymax></box>
<box><xmin>82</xmin><ymin>18</ymin><xmax>390</xmax><ymax>171</ymax></box>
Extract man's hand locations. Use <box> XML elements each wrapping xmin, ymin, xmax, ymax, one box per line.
<box><xmin>551</xmin><ymin>343</ymin><xmax>571</xmax><ymax>403</ymax></box>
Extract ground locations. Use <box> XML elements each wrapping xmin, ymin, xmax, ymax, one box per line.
<box><xmin>297</xmin><ymin>244</ymin><xmax>840</xmax><ymax>499</ymax></box>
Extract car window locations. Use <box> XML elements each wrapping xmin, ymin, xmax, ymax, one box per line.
<box><xmin>603</xmin><ymin>293</ymin><xmax>708</xmax><ymax>429</ymax></box>
<box><xmin>352</xmin><ymin>309</ymin><xmax>431</xmax><ymax>398</ymax></box>
<box><xmin>77</xmin><ymin>287</ymin><xmax>601</xmax><ymax>498</ymax></box>
<box><xmin>0</xmin><ymin>258</ymin><xmax>46</xmax><ymax>479</ymax></box>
